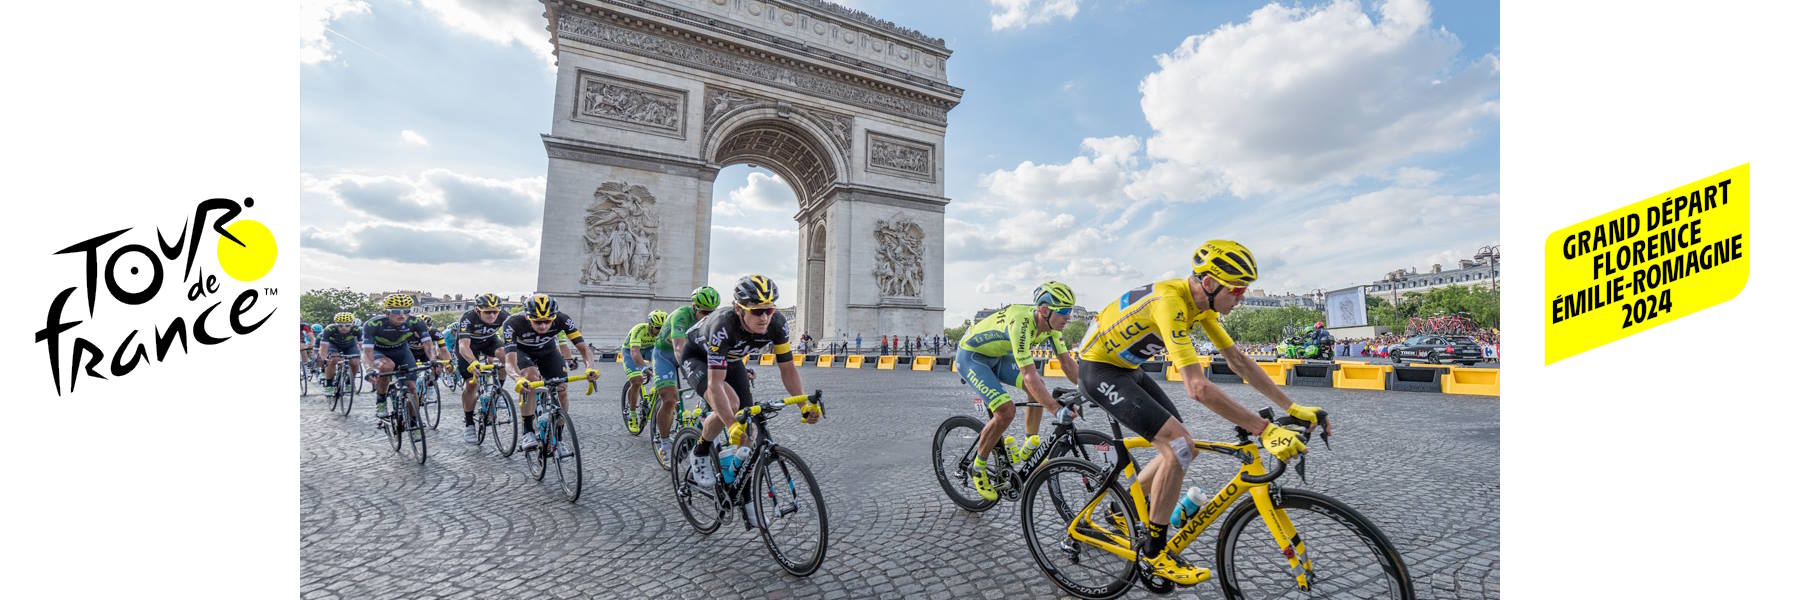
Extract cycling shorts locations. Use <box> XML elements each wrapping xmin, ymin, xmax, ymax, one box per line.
<box><xmin>513</xmin><ymin>345</ymin><xmax>568</xmax><ymax>382</ymax></box>
<box><xmin>454</xmin><ymin>339</ymin><xmax>501</xmax><ymax>382</ymax></box>
<box><xmin>370</xmin><ymin>345</ymin><xmax>420</xmax><ymax>380</ymax></box>
<box><xmin>955</xmin><ymin>348</ymin><xmax>1023</xmax><ymax>413</ymax></box>
<box><xmin>1078</xmin><ymin>359</ymin><xmax>1182</xmax><ymax>439</ymax></box>
<box><xmin>622</xmin><ymin>347</ymin><xmax>647</xmax><ymax>377</ymax></box>
<box><xmin>652</xmin><ymin>346</ymin><xmax>679</xmax><ymax>392</ymax></box>
<box><xmin>680</xmin><ymin>348</ymin><xmax>752</xmax><ymax>409</ymax></box>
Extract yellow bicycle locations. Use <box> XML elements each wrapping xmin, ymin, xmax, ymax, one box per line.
<box><xmin>1020</xmin><ymin>391</ymin><xmax>1413</xmax><ymax>599</ymax></box>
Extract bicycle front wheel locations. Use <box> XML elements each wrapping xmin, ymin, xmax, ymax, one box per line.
<box><xmin>620</xmin><ymin>380</ymin><xmax>645</xmax><ymax>436</ymax></box>
<box><xmin>421</xmin><ymin>379</ymin><xmax>442</xmax><ymax>430</ymax></box>
<box><xmin>1215</xmin><ymin>488</ymin><xmax>1414</xmax><ymax>600</ymax></box>
<box><xmin>336</xmin><ymin>374</ymin><xmax>354</xmax><ymax>416</ymax></box>
<box><xmin>753</xmin><ymin>445</ymin><xmax>829</xmax><ymax>577</ymax></box>
<box><xmin>930</xmin><ymin>415</ymin><xmax>998</xmax><ymax>512</ymax></box>
<box><xmin>300</xmin><ymin>366</ymin><xmax>309</xmax><ymax>397</ymax></box>
<box><xmin>489</xmin><ymin>388</ymin><xmax>518</xmax><ymax>457</ymax></box>
<box><xmin>1019</xmin><ymin>457</ymin><xmax>1139</xmax><ymax>600</ymax></box>
<box><xmin>406</xmin><ymin>392</ymin><xmax>428</xmax><ymax>464</ymax></box>
<box><xmin>551</xmin><ymin>411</ymin><xmax>583</xmax><ymax>502</ymax></box>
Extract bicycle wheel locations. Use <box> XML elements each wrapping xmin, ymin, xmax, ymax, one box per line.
<box><xmin>385</xmin><ymin>390</ymin><xmax>403</xmax><ymax>454</ymax></box>
<box><xmin>550</xmin><ymin>410</ymin><xmax>583</xmax><ymax>502</ymax></box>
<box><xmin>930</xmin><ymin>415</ymin><xmax>998</xmax><ymax>512</ymax></box>
<box><xmin>405</xmin><ymin>391</ymin><xmax>428</xmax><ymax>464</ymax></box>
<box><xmin>753</xmin><ymin>445</ymin><xmax>829</xmax><ymax>576</ymax></box>
<box><xmin>490</xmin><ymin>387</ymin><xmax>519</xmax><ymax>457</ymax></box>
<box><xmin>420</xmin><ymin>378</ymin><xmax>443</xmax><ymax>430</ymax></box>
<box><xmin>620</xmin><ymin>379</ymin><xmax>645</xmax><ymax>436</ymax></box>
<box><xmin>668</xmin><ymin>427</ymin><xmax>722</xmax><ymax>534</ymax></box>
<box><xmin>300</xmin><ymin>365</ymin><xmax>309</xmax><ymax>397</ymax></box>
<box><xmin>1215</xmin><ymin>488</ymin><xmax>1414</xmax><ymax>600</ymax></box>
<box><xmin>528</xmin><ymin>406</ymin><xmax>549</xmax><ymax>481</ymax></box>
<box><xmin>1043</xmin><ymin>430</ymin><xmax>1121</xmax><ymax>521</ymax></box>
<box><xmin>336</xmin><ymin>373</ymin><xmax>355</xmax><ymax>417</ymax></box>
<box><xmin>1020</xmin><ymin>457</ymin><xmax>1139</xmax><ymax>600</ymax></box>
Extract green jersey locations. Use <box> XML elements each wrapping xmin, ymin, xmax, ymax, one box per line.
<box><xmin>958</xmin><ymin>304</ymin><xmax>1068</xmax><ymax>366</ymax></box>
<box><xmin>623</xmin><ymin>322</ymin><xmax>658</xmax><ymax>350</ymax></box>
<box><xmin>655</xmin><ymin>305</ymin><xmax>700</xmax><ymax>351</ymax></box>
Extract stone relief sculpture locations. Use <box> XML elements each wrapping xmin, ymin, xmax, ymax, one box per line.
<box><xmin>870</xmin><ymin>136</ymin><xmax>930</xmax><ymax>175</ymax></box>
<box><xmin>872</xmin><ymin>215</ymin><xmax>925</xmax><ymax>298</ymax></box>
<box><xmin>581</xmin><ymin>181</ymin><xmax>660</xmax><ymax>286</ymax></box>
<box><xmin>704</xmin><ymin>86</ymin><xmax>853</xmax><ymax>154</ymax></box>
<box><xmin>577</xmin><ymin>73</ymin><xmax>682</xmax><ymax>133</ymax></box>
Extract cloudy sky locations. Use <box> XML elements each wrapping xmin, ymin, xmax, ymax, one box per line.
<box><xmin>301</xmin><ymin>0</ymin><xmax>1498</xmax><ymax>321</ymax></box>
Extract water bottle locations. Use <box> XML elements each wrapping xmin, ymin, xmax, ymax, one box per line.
<box><xmin>719</xmin><ymin>445</ymin><xmax>742</xmax><ymax>484</ymax></box>
<box><xmin>1170</xmin><ymin>487</ymin><xmax>1207</xmax><ymax>529</ymax></box>
<box><xmin>536</xmin><ymin>413</ymin><xmax>549</xmax><ymax>440</ymax></box>
<box><xmin>1019</xmin><ymin>435</ymin><xmax>1042</xmax><ymax>463</ymax></box>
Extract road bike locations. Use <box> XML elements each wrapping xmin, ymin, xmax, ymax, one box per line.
<box><xmin>412</xmin><ymin>360</ymin><xmax>447</xmax><ymax>430</ymax></box>
<box><xmin>468</xmin><ymin>359</ymin><xmax>517</xmax><ymax>456</ymax></box>
<box><xmin>326</xmin><ymin>353</ymin><xmax>358</xmax><ymax>417</ymax></box>
<box><xmin>619</xmin><ymin>363</ymin><xmax>655</xmax><ymax>436</ymax></box>
<box><xmin>517</xmin><ymin>370</ymin><xmax>599</xmax><ymax>502</ymax></box>
<box><xmin>649</xmin><ymin>376</ymin><xmax>707</xmax><ymax>471</ymax></box>
<box><xmin>367</xmin><ymin>362</ymin><xmax>429</xmax><ymax>465</ymax></box>
<box><xmin>299</xmin><ymin>359</ymin><xmax>312</xmax><ymax>397</ymax></box>
<box><xmin>669</xmin><ymin>391</ymin><xmax>828</xmax><ymax>576</ymax></box>
<box><xmin>931</xmin><ymin>389</ymin><xmax>1117</xmax><ymax>512</ymax></box>
<box><xmin>1019</xmin><ymin>403</ymin><xmax>1412</xmax><ymax>599</ymax></box>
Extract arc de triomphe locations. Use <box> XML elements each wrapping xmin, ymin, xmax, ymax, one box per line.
<box><xmin>535</xmin><ymin>0</ymin><xmax>961</xmax><ymax>343</ymax></box>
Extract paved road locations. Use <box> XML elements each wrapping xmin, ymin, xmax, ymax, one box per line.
<box><xmin>301</xmin><ymin>368</ymin><xmax>1497</xmax><ymax>599</ymax></box>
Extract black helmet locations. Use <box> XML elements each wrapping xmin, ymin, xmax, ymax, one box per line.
<box><xmin>733</xmin><ymin>275</ymin><xmax>779</xmax><ymax>307</ymax></box>
<box><xmin>474</xmin><ymin>293</ymin><xmax>502</xmax><ymax>309</ymax></box>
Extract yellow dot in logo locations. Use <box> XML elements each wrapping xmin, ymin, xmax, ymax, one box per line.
<box><xmin>217</xmin><ymin>219</ymin><xmax>277</xmax><ymax>282</ymax></box>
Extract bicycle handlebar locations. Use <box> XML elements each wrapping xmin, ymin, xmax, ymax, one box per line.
<box><xmin>516</xmin><ymin>369</ymin><xmax>601</xmax><ymax>396</ymax></box>
<box><xmin>726</xmin><ymin>390</ymin><xmax>824</xmax><ymax>445</ymax></box>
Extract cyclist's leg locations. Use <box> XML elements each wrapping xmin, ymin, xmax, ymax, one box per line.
<box><xmin>722</xmin><ymin>359</ymin><xmax>755</xmax><ymax>446</ymax></box>
<box><xmin>530</xmin><ymin>346</ymin><xmax>570</xmax><ymax>413</ymax></box>
<box><xmin>1078</xmin><ymin>360</ymin><xmax>1189</xmax><ymax>544</ymax></box>
<box><xmin>955</xmin><ymin>350</ymin><xmax>1014</xmax><ymax>458</ymax></box>
<box><xmin>621</xmin><ymin>349</ymin><xmax>645</xmax><ymax>403</ymax></box>
<box><xmin>652</xmin><ymin>347</ymin><xmax>680</xmax><ymax>437</ymax></box>
<box><xmin>455</xmin><ymin>345</ymin><xmax>482</xmax><ymax>425</ymax></box>
<box><xmin>324</xmin><ymin>351</ymin><xmax>338</xmax><ymax>382</ymax></box>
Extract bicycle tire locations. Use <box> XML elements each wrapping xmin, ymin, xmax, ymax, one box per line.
<box><xmin>528</xmin><ymin>404</ymin><xmax>549</xmax><ymax>481</ymax></box>
<box><xmin>1043</xmin><ymin>430</ymin><xmax>1120</xmax><ymax>521</ymax></box>
<box><xmin>668</xmin><ymin>427</ymin><xmax>722</xmax><ymax>534</ymax></box>
<box><xmin>1215</xmin><ymin>488</ymin><xmax>1414</xmax><ymax>600</ymax></box>
<box><xmin>421</xmin><ymin>378</ymin><xmax>443</xmax><ymax>430</ymax></box>
<box><xmin>754</xmin><ymin>445</ymin><xmax>829</xmax><ymax>576</ymax></box>
<box><xmin>300</xmin><ymin>365</ymin><xmax>309</xmax><ymax>397</ymax></box>
<box><xmin>551</xmin><ymin>410</ymin><xmax>583</xmax><ymax>502</ymax></box>
<box><xmin>406</xmin><ymin>390</ymin><xmax>427</xmax><ymax>464</ymax></box>
<box><xmin>930</xmin><ymin>415</ymin><xmax>998</xmax><ymax>512</ymax></box>
<box><xmin>491</xmin><ymin>387</ymin><xmax>518</xmax><ymax>457</ymax></box>
<box><xmin>620</xmin><ymin>379</ymin><xmax>645</xmax><ymax>436</ymax></box>
<box><xmin>1019</xmin><ymin>457</ymin><xmax>1139</xmax><ymax>600</ymax></box>
<box><xmin>336</xmin><ymin>371</ymin><xmax>355</xmax><ymax>417</ymax></box>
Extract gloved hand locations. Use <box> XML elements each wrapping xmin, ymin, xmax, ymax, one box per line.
<box><xmin>1285</xmin><ymin>403</ymin><xmax>1322</xmax><ymax>425</ymax></box>
<box><xmin>1260</xmin><ymin>423</ymin><xmax>1307</xmax><ymax>461</ymax></box>
<box><xmin>1055</xmin><ymin>404</ymin><xmax>1081</xmax><ymax>424</ymax></box>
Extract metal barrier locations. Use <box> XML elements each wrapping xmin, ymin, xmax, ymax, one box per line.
<box><xmin>1389</xmin><ymin>365</ymin><xmax>1445</xmax><ymax>392</ymax></box>
<box><xmin>1289</xmin><ymin>362</ymin><xmax>1336</xmax><ymax>387</ymax></box>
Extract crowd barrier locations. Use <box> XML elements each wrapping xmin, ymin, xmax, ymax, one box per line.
<box><xmin>816</xmin><ymin>354</ymin><xmax>834</xmax><ymax>368</ymax></box>
<box><xmin>876</xmin><ymin>355</ymin><xmax>898</xmax><ymax>370</ymax></box>
<box><xmin>912</xmin><ymin>356</ymin><xmax>937</xmax><ymax>371</ymax></box>
<box><xmin>845</xmin><ymin>355</ymin><xmax>864</xmax><ymax>369</ymax></box>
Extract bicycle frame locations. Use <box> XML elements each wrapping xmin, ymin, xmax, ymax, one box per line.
<box><xmin>1062</xmin><ymin>435</ymin><xmax>1310</xmax><ymax>587</ymax></box>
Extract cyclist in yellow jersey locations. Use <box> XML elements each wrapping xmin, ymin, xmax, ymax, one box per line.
<box><xmin>953</xmin><ymin>282</ymin><xmax>1081</xmax><ymax>501</ymax></box>
<box><xmin>1075</xmin><ymin>239</ymin><xmax>1325</xmax><ymax>585</ymax></box>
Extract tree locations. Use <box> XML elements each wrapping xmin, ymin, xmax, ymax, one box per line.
<box><xmin>301</xmin><ymin>288</ymin><xmax>380</xmax><ymax>325</ymax></box>
<box><xmin>942</xmin><ymin>319</ymin><xmax>972</xmax><ymax>342</ymax></box>
<box><xmin>1060</xmin><ymin>318</ymin><xmax>1090</xmax><ymax>348</ymax></box>
<box><xmin>1219</xmin><ymin>306</ymin><xmax>1325</xmax><ymax>345</ymax></box>
<box><xmin>1370</xmin><ymin>285</ymin><xmax>1499</xmax><ymax>333</ymax></box>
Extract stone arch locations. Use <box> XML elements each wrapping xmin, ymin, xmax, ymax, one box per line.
<box><xmin>703</xmin><ymin>108</ymin><xmax>848</xmax><ymax>206</ymax></box>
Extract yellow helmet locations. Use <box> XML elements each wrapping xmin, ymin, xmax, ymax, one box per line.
<box><xmin>733</xmin><ymin>275</ymin><xmax>779</xmax><ymax>308</ymax></box>
<box><xmin>332</xmin><ymin>312</ymin><xmax>355</xmax><ymax>324</ymax></box>
<box><xmin>648</xmin><ymin>310</ymin><xmax>668</xmax><ymax>329</ymax></box>
<box><xmin>473</xmin><ymin>293</ymin><xmax>502</xmax><ymax>309</ymax></box>
<box><xmin>383</xmin><ymin>294</ymin><xmax>415</xmax><ymax>310</ymax></box>
<box><xmin>1191</xmin><ymin>240</ymin><xmax>1258</xmax><ymax>288</ymax></box>
<box><xmin>526</xmin><ymin>293</ymin><xmax>558</xmax><ymax>320</ymax></box>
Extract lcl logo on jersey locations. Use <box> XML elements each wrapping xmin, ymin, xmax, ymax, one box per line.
<box><xmin>35</xmin><ymin>197</ymin><xmax>279</xmax><ymax>396</ymax></box>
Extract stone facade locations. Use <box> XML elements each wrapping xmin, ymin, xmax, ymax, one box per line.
<box><xmin>538</xmin><ymin>0</ymin><xmax>960</xmax><ymax>342</ymax></box>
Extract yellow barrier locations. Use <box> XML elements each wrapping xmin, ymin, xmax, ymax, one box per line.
<box><xmin>1332</xmin><ymin>363</ymin><xmax>1391</xmax><ymax>391</ymax></box>
<box><xmin>877</xmin><ymin>355</ymin><xmax>898</xmax><ymax>370</ymax></box>
<box><xmin>1276</xmin><ymin>358</ymin><xmax>1305</xmax><ymax>366</ymax></box>
<box><xmin>759</xmin><ymin>354</ymin><xmax>775</xmax><ymax>366</ymax></box>
<box><xmin>816</xmin><ymin>354</ymin><xmax>834</xmax><ymax>368</ymax></box>
<box><xmin>1256</xmin><ymin>362</ymin><xmax>1291</xmax><ymax>386</ymax></box>
<box><xmin>1408</xmin><ymin>363</ymin><xmax>1453</xmax><ymax>370</ymax></box>
<box><xmin>1165</xmin><ymin>364</ymin><xmax>1183</xmax><ymax>381</ymax></box>
<box><xmin>613</xmin><ymin>353</ymin><xmax>624</xmax><ymax>363</ymax></box>
<box><xmin>845</xmin><ymin>355</ymin><xmax>864</xmax><ymax>369</ymax></box>
<box><xmin>1442</xmin><ymin>367</ymin><xmax>1500</xmax><ymax>396</ymax></box>
<box><xmin>1044</xmin><ymin>358</ymin><xmax>1065</xmax><ymax>377</ymax></box>
<box><xmin>912</xmin><ymin>356</ymin><xmax>937</xmax><ymax>371</ymax></box>
<box><xmin>793</xmin><ymin>353</ymin><xmax>806</xmax><ymax>365</ymax></box>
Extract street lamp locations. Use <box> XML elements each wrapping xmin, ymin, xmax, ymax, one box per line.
<box><xmin>1476</xmin><ymin>245</ymin><xmax>1500</xmax><ymax>292</ymax></box>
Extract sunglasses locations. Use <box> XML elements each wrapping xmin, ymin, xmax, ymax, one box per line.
<box><xmin>1053</xmin><ymin>307</ymin><xmax>1074</xmax><ymax>316</ymax></box>
<box><xmin>529</xmin><ymin>318</ymin><xmax>555</xmax><ymax>325</ymax></box>
<box><xmin>479</xmin><ymin>309</ymin><xmax>500</xmax><ymax>316</ymax></box>
<box><xmin>747</xmin><ymin>308</ymin><xmax>775</xmax><ymax>317</ymax></box>
<box><xmin>1228</xmin><ymin>286</ymin><xmax>1248</xmax><ymax>298</ymax></box>
<box><xmin>387</xmin><ymin>308</ymin><xmax>411</xmax><ymax>315</ymax></box>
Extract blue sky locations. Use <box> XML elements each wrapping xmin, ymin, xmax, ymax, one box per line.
<box><xmin>301</xmin><ymin>0</ymin><xmax>1498</xmax><ymax>323</ymax></box>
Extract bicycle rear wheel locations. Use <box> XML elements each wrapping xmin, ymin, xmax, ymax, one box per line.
<box><xmin>1020</xmin><ymin>457</ymin><xmax>1139</xmax><ymax>600</ymax></box>
<box><xmin>490</xmin><ymin>387</ymin><xmax>518</xmax><ymax>457</ymax></box>
<box><xmin>300</xmin><ymin>365</ymin><xmax>309</xmax><ymax>397</ymax></box>
<box><xmin>1215</xmin><ymin>488</ymin><xmax>1414</xmax><ymax>600</ymax></box>
<box><xmin>668</xmin><ymin>427</ymin><xmax>722</xmax><ymax>534</ymax></box>
<box><xmin>405</xmin><ymin>391</ymin><xmax>428</xmax><ymax>464</ymax></box>
<box><xmin>336</xmin><ymin>372</ymin><xmax>355</xmax><ymax>416</ymax></box>
<box><xmin>753</xmin><ymin>445</ymin><xmax>829</xmax><ymax>576</ymax></box>
<box><xmin>930</xmin><ymin>415</ymin><xmax>998</xmax><ymax>512</ymax></box>
<box><xmin>1044</xmin><ymin>430</ymin><xmax>1121</xmax><ymax>522</ymax></box>
<box><xmin>528</xmin><ymin>403</ymin><xmax>549</xmax><ymax>481</ymax></box>
<box><xmin>550</xmin><ymin>411</ymin><xmax>583</xmax><ymax>502</ymax></box>
<box><xmin>620</xmin><ymin>379</ymin><xmax>645</xmax><ymax>436</ymax></box>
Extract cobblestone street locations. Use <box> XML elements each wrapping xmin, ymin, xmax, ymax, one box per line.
<box><xmin>301</xmin><ymin>368</ymin><xmax>1497</xmax><ymax>599</ymax></box>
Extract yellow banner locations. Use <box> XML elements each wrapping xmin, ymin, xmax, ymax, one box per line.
<box><xmin>1544</xmin><ymin>164</ymin><xmax>1749</xmax><ymax>364</ymax></box>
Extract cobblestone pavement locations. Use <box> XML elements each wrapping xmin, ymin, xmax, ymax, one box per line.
<box><xmin>301</xmin><ymin>368</ymin><xmax>1497</xmax><ymax>599</ymax></box>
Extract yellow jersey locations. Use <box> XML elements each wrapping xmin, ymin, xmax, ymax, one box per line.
<box><xmin>1078</xmin><ymin>279</ymin><xmax>1234</xmax><ymax>369</ymax></box>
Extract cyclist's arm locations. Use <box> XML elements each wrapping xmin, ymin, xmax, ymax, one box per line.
<box><xmin>571</xmin><ymin>334</ymin><xmax>595</xmax><ymax>370</ymax></box>
<box><xmin>1008</xmin><ymin>313</ymin><xmax>1062</xmax><ymax>413</ymax></box>
<box><xmin>458</xmin><ymin>337</ymin><xmax>476</xmax><ymax>363</ymax></box>
<box><xmin>1212</xmin><ymin>343</ymin><xmax>1286</xmax><ymax>432</ymax></box>
<box><xmin>777</xmin><ymin>354</ymin><xmax>803</xmax><ymax>398</ymax></box>
<box><xmin>1160</xmin><ymin>309</ymin><xmax>1267</xmax><ymax>433</ymax></box>
<box><xmin>630</xmin><ymin>341</ymin><xmax>647</xmax><ymax>366</ymax></box>
<box><xmin>1056</xmin><ymin>352</ymin><xmax>1080</xmax><ymax>386</ymax></box>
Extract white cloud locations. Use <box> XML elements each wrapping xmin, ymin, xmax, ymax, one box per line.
<box><xmin>400</xmin><ymin>129</ymin><xmax>430</xmax><ymax>146</ymax></box>
<box><xmin>1135</xmin><ymin>0</ymin><xmax>1498</xmax><ymax>197</ymax></box>
<box><xmin>716</xmin><ymin>172</ymin><xmax>795</xmax><ymax>219</ymax></box>
<box><xmin>303</xmin><ymin>169</ymin><xmax>544</xmax><ymax>229</ymax></box>
<box><xmin>300</xmin><ymin>0</ymin><xmax>371</xmax><ymax>65</ymax></box>
<box><xmin>978</xmin><ymin>136</ymin><xmax>1140</xmax><ymax>209</ymax></box>
<box><xmin>707</xmin><ymin>225</ymin><xmax>799</xmax><ymax>308</ymax></box>
<box><xmin>415</xmin><ymin>0</ymin><xmax>556</xmax><ymax>66</ymax></box>
<box><xmin>990</xmin><ymin>0</ymin><xmax>1081</xmax><ymax>31</ymax></box>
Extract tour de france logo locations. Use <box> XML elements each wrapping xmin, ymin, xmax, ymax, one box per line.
<box><xmin>35</xmin><ymin>197</ymin><xmax>279</xmax><ymax>396</ymax></box>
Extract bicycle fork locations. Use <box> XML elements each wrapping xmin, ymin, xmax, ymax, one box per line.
<box><xmin>1249</xmin><ymin>486</ymin><xmax>1313</xmax><ymax>590</ymax></box>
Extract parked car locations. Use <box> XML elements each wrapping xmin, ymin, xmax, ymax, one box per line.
<box><xmin>1390</xmin><ymin>335</ymin><xmax>1484</xmax><ymax>366</ymax></box>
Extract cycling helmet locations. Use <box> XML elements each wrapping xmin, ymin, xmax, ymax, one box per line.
<box><xmin>733</xmin><ymin>275</ymin><xmax>779</xmax><ymax>307</ymax></box>
<box><xmin>1191</xmin><ymin>239</ymin><xmax>1258</xmax><ymax>288</ymax></box>
<box><xmin>311</xmin><ymin>324</ymin><xmax>323</xmax><ymax>334</ymax></box>
<box><xmin>525</xmin><ymin>294</ymin><xmax>558</xmax><ymax>320</ymax></box>
<box><xmin>474</xmin><ymin>293</ymin><xmax>502</xmax><ymax>310</ymax></box>
<box><xmin>383</xmin><ymin>294</ymin><xmax>415</xmax><ymax>310</ymax></box>
<box><xmin>1315</xmin><ymin>322</ymin><xmax>1324</xmax><ymax>329</ymax></box>
<box><xmin>333</xmin><ymin>312</ymin><xmax>355</xmax><ymax>324</ymax></box>
<box><xmin>648</xmin><ymin>310</ymin><xmax>668</xmax><ymax>329</ymax></box>
<box><xmin>691</xmin><ymin>286</ymin><xmax>720</xmax><ymax>310</ymax></box>
<box><xmin>1032</xmin><ymin>281</ymin><xmax>1076</xmax><ymax>309</ymax></box>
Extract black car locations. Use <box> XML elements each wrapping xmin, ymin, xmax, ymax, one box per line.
<box><xmin>1390</xmin><ymin>335</ymin><xmax>1484</xmax><ymax>366</ymax></box>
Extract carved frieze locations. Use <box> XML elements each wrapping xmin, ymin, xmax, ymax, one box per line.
<box><xmin>581</xmin><ymin>181</ymin><xmax>660</xmax><ymax>286</ymax></box>
<box><xmin>573</xmin><ymin>71</ymin><xmax>686</xmax><ymax>138</ymax></box>
<box><xmin>872</xmin><ymin>214</ymin><xmax>925</xmax><ymax>298</ymax></box>
<box><xmin>866</xmin><ymin>132</ymin><xmax>933</xmax><ymax>181</ymax></box>
<box><xmin>703</xmin><ymin>86</ymin><xmax>852</xmax><ymax>155</ymax></box>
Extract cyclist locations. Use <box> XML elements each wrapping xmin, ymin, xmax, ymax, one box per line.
<box><xmin>406</xmin><ymin>313</ymin><xmax>445</xmax><ymax>379</ymax></box>
<box><xmin>679</xmin><ymin>275</ymin><xmax>814</xmax><ymax>487</ymax></box>
<box><xmin>953</xmin><ymin>281</ymin><xmax>1081</xmax><ymax>501</ymax></box>
<box><xmin>452</xmin><ymin>293</ymin><xmax>508</xmax><ymax>444</ymax></box>
<box><xmin>361</xmin><ymin>294</ymin><xmax>437</xmax><ymax>418</ymax></box>
<box><xmin>1075</xmin><ymin>240</ymin><xmax>1323</xmax><ymax>585</ymax></box>
<box><xmin>650</xmin><ymin>286</ymin><xmax>719</xmax><ymax>461</ymax></box>
<box><xmin>501</xmin><ymin>294</ymin><xmax>597</xmax><ymax>453</ymax></box>
<box><xmin>621</xmin><ymin>309</ymin><xmax>667</xmax><ymax>430</ymax></box>
<box><xmin>300</xmin><ymin>323</ymin><xmax>317</xmax><ymax>375</ymax></box>
<box><xmin>319</xmin><ymin>312</ymin><xmax>361</xmax><ymax>396</ymax></box>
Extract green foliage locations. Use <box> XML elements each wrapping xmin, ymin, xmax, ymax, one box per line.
<box><xmin>1060</xmin><ymin>318</ymin><xmax>1090</xmax><ymax>347</ymax></box>
<box><xmin>942</xmin><ymin>319</ymin><xmax>972</xmax><ymax>342</ymax></box>
<box><xmin>301</xmin><ymin>288</ymin><xmax>379</xmax><ymax>325</ymax></box>
<box><xmin>1219</xmin><ymin>306</ymin><xmax>1325</xmax><ymax>344</ymax></box>
<box><xmin>1367</xmin><ymin>285</ymin><xmax>1500</xmax><ymax>332</ymax></box>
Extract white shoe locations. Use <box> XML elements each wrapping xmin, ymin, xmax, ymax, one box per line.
<box><xmin>463</xmin><ymin>424</ymin><xmax>479</xmax><ymax>444</ymax></box>
<box><xmin>555</xmin><ymin>441</ymin><xmax>574</xmax><ymax>458</ymax></box>
<box><xmin>749</xmin><ymin>499</ymin><xmax>768</xmax><ymax>528</ymax></box>
<box><xmin>689</xmin><ymin>454</ymin><xmax>716</xmax><ymax>487</ymax></box>
<box><xmin>521</xmin><ymin>434</ymin><xmax>540</xmax><ymax>452</ymax></box>
<box><xmin>655</xmin><ymin>439</ymin><xmax>671</xmax><ymax>464</ymax></box>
